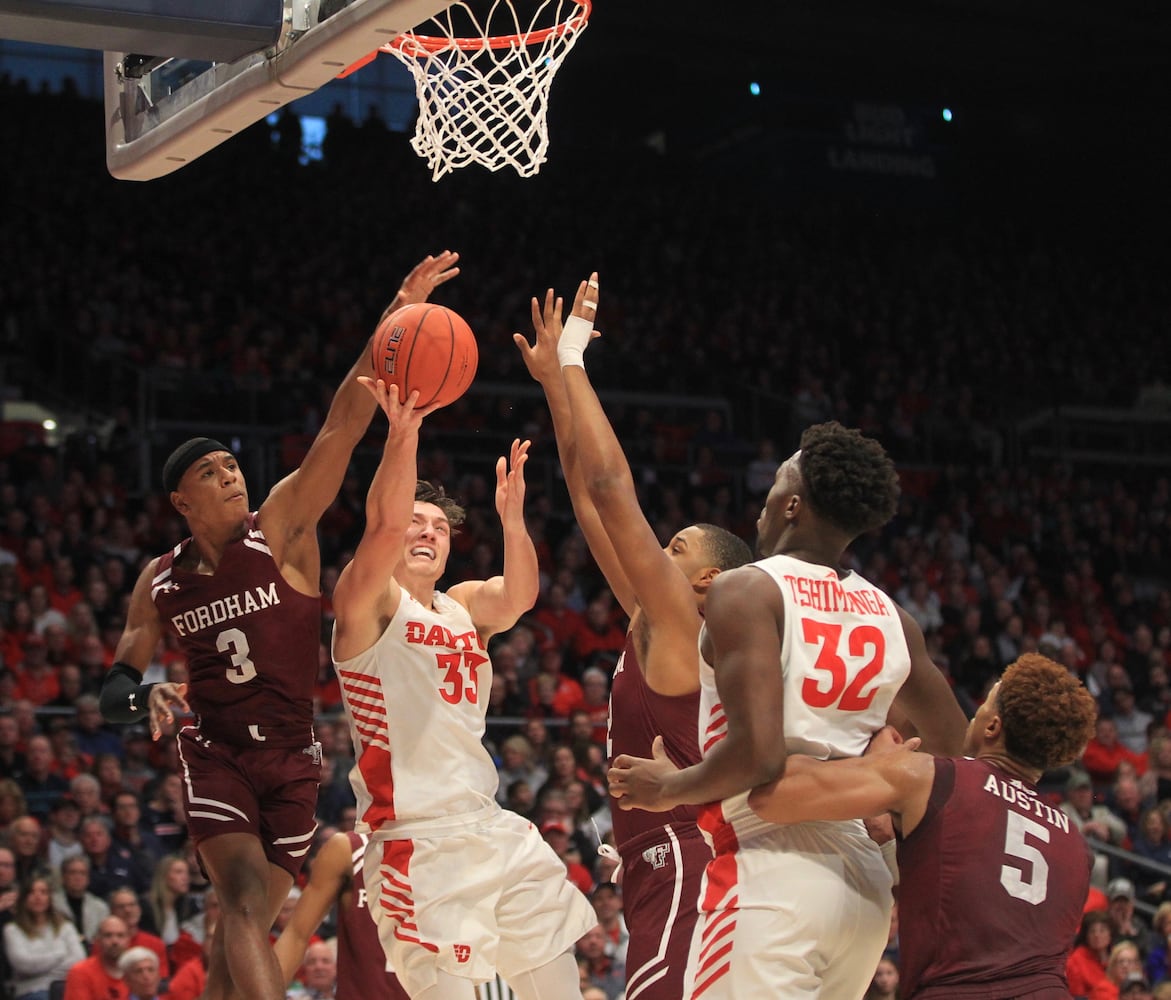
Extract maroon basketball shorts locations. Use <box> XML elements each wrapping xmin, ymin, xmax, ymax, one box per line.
<box><xmin>177</xmin><ymin>725</ymin><xmax>321</xmax><ymax>877</ymax></box>
<box><xmin>619</xmin><ymin>822</ymin><xmax>712</xmax><ymax>1000</ymax></box>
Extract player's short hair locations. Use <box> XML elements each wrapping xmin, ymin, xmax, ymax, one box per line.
<box><xmin>997</xmin><ymin>652</ymin><xmax>1098</xmax><ymax>771</ymax></box>
<box><xmin>797</xmin><ymin>422</ymin><xmax>900</xmax><ymax>538</ymax></box>
<box><xmin>695</xmin><ymin>525</ymin><xmax>753</xmax><ymax>571</ymax></box>
<box><xmin>414</xmin><ymin>480</ymin><xmax>466</xmax><ymax>527</ymax></box>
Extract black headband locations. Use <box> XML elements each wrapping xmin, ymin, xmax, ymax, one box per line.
<box><xmin>162</xmin><ymin>437</ymin><xmax>232</xmax><ymax>493</ymax></box>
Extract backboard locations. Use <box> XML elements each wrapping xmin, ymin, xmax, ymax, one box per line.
<box><xmin>103</xmin><ymin>0</ymin><xmax>453</xmax><ymax>180</ymax></box>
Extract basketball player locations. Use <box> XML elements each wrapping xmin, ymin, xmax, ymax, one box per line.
<box><xmin>97</xmin><ymin>251</ymin><xmax>461</xmax><ymax>1000</ymax></box>
<box><xmin>750</xmin><ymin>652</ymin><xmax>1097</xmax><ymax>999</ymax></box>
<box><xmin>329</xmin><ymin>377</ymin><xmax>596</xmax><ymax>1000</ymax></box>
<box><xmin>608</xmin><ymin>421</ymin><xmax>969</xmax><ymax>1000</ymax></box>
<box><xmin>514</xmin><ymin>273</ymin><xmax>751</xmax><ymax>1000</ymax></box>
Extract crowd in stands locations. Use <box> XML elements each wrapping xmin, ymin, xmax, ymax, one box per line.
<box><xmin>1</xmin><ymin>76</ymin><xmax>1170</xmax><ymax>999</ymax></box>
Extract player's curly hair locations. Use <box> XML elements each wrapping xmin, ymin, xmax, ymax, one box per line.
<box><xmin>696</xmin><ymin>525</ymin><xmax>753</xmax><ymax>571</ymax></box>
<box><xmin>997</xmin><ymin>652</ymin><xmax>1098</xmax><ymax>771</ymax></box>
<box><xmin>797</xmin><ymin>422</ymin><xmax>899</xmax><ymax>538</ymax></box>
<box><xmin>415</xmin><ymin>480</ymin><xmax>466</xmax><ymax>527</ymax></box>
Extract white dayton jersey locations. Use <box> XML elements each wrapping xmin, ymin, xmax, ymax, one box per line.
<box><xmin>698</xmin><ymin>552</ymin><xmax>911</xmax><ymax>839</ymax></box>
<box><xmin>333</xmin><ymin>590</ymin><xmax>499</xmax><ymax>830</ymax></box>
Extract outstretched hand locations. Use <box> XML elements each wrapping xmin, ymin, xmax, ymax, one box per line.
<box><xmin>149</xmin><ymin>682</ymin><xmax>189</xmax><ymax>741</ymax></box>
<box><xmin>357</xmin><ymin>377</ymin><xmax>440</xmax><ymax>428</ymax></box>
<box><xmin>607</xmin><ymin>735</ymin><xmax>680</xmax><ymax>812</ymax></box>
<box><xmin>512</xmin><ymin>272</ymin><xmax>600</xmax><ymax>382</ymax></box>
<box><xmin>495</xmin><ymin>438</ymin><xmax>531</xmax><ymax>529</ymax></box>
<box><xmin>383</xmin><ymin>250</ymin><xmax>461</xmax><ymax>319</ymax></box>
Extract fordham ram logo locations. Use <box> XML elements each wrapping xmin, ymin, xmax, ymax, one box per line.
<box><xmin>642</xmin><ymin>843</ymin><xmax>671</xmax><ymax>870</ymax></box>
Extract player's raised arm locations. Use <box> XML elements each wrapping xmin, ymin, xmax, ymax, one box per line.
<box><xmin>331</xmin><ymin>380</ymin><xmax>434</xmax><ymax>661</ymax></box>
<box><xmin>260</xmin><ymin>251</ymin><xmax>460</xmax><ymax>573</ymax></box>
<box><xmin>889</xmin><ymin>607</ymin><xmax>968</xmax><ymax>757</ymax></box>
<box><xmin>557</xmin><ymin>274</ymin><xmax>718</xmax><ymax>694</ymax></box>
<box><xmin>514</xmin><ymin>281</ymin><xmax>636</xmax><ymax>615</ymax></box>
<box><xmin>608</xmin><ymin>566</ymin><xmax>788</xmax><ymax>811</ymax></box>
<box><xmin>273</xmin><ymin>833</ymin><xmax>351</xmax><ymax>985</ymax></box>
<box><xmin>449</xmin><ymin>439</ymin><xmax>540</xmax><ymax>640</ymax></box>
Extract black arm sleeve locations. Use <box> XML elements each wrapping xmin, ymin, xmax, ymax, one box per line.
<box><xmin>99</xmin><ymin>662</ymin><xmax>156</xmax><ymax>724</ymax></box>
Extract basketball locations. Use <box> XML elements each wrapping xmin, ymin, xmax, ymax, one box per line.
<box><xmin>370</xmin><ymin>302</ymin><xmax>478</xmax><ymax>409</ymax></box>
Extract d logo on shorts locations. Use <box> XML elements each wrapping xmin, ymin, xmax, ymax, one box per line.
<box><xmin>642</xmin><ymin>843</ymin><xmax>671</xmax><ymax>870</ymax></box>
<box><xmin>453</xmin><ymin>944</ymin><xmax>471</xmax><ymax>964</ymax></box>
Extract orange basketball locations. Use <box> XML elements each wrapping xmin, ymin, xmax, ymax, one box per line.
<box><xmin>370</xmin><ymin>303</ymin><xmax>478</xmax><ymax>409</ymax></box>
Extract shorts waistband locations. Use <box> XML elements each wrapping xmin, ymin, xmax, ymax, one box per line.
<box><xmin>185</xmin><ymin>718</ymin><xmax>316</xmax><ymax>751</ymax></box>
<box><xmin>368</xmin><ymin>801</ymin><xmax>500</xmax><ymax>840</ymax></box>
<box><xmin>617</xmin><ymin>821</ymin><xmax>704</xmax><ymax>857</ymax></box>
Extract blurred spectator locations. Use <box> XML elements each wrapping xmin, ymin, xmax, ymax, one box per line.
<box><xmin>531</xmin><ymin>581</ymin><xmax>584</xmax><ymax>655</ymax></box>
<box><xmin>1068</xmin><ymin>910</ymin><xmax>1114</xmax><ymax>998</ymax></box>
<box><xmin>0</xmin><ymin>713</ymin><xmax>26</xmax><ymax>779</ymax></box>
<box><xmin>495</xmin><ymin>734</ymin><xmax>548</xmax><ymax>807</ymax></box>
<box><xmin>53</xmin><ymin>854</ymin><xmax>109</xmax><ymax>947</ymax></box>
<box><xmin>45</xmin><ymin>794</ymin><xmax>84</xmax><ymax>870</ymax></box>
<box><xmin>286</xmin><ymin>939</ymin><xmax>337</xmax><ymax>1000</ymax></box>
<box><xmin>1107</xmin><ymin>878</ymin><xmax>1152</xmax><ymax>952</ymax></box>
<box><xmin>142</xmin><ymin>774</ymin><xmax>186</xmax><ymax>854</ymax></box>
<box><xmin>864</xmin><ymin>955</ymin><xmax>901</xmax><ymax>1000</ymax></box>
<box><xmin>1131</xmin><ymin>813</ymin><xmax>1171</xmax><ymax>904</ymax></box>
<box><xmin>569</xmin><ymin>596</ymin><xmax>626</xmax><ymax>675</ymax></box>
<box><xmin>148</xmin><ymin>854</ymin><xmax>200</xmax><ymax>953</ymax></box>
<box><xmin>1096</xmin><ymin>941</ymin><xmax>1146</xmax><ymax>1000</ymax></box>
<box><xmin>577</xmin><ymin>671</ymin><xmax>610</xmax><ymax>745</ymax></box>
<box><xmin>70</xmin><ymin>773</ymin><xmax>106</xmax><ymax>819</ymax></box>
<box><xmin>1083</xmin><ymin>719</ymin><xmax>1148</xmax><ymax>787</ymax></box>
<box><xmin>2</xmin><ymin>875</ymin><xmax>86</xmax><ymax>1000</ymax></box>
<box><xmin>119</xmin><ymin>945</ymin><xmax>163</xmax><ymax>1000</ymax></box>
<box><xmin>81</xmin><ymin>816</ymin><xmax>151</xmax><ymax>898</ymax></box>
<box><xmin>63</xmin><ymin>914</ymin><xmax>131</xmax><ymax>1000</ymax></box>
<box><xmin>13</xmin><ymin>634</ymin><xmax>60</xmax><ymax>705</ymax></box>
<box><xmin>119</xmin><ymin>729</ymin><xmax>157</xmax><ymax>795</ymax></box>
<box><xmin>576</xmin><ymin>924</ymin><xmax>623</xmax><ymax>1000</ymax></box>
<box><xmin>9</xmin><ymin>814</ymin><xmax>49</xmax><ymax>883</ymax></box>
<box><xmin>73</xmin><ymin>694</ymin><xmax>124</xmax><ymax>760</ymax></box>
<box><xmin>526</xmin><ymin>647</ymin><xmax>584</xmax><ymax>719</ymax></box>
<box><xmin>0</xmin><ymin>778</ymin><xmax>27</xmax><ymax>829</ymax></box>
<box><xmin>1114</xmin><ymin>687</ymin><xmax>1155</xmax><ymax>755</ymax></box>
<box><xmin>589</xmin><ymin>882</ymin><xmax>628</xmax><ymax>969</ymax></box>
<box><xmin>110</xmin><ymin>790</ymin><xmax>165</xmax><ymax>869</ymax></box>
<box><xmin>106</xmin><ymin>886</ymin><xmax>168</xmax><ymax>974</ymax></box>
<box><xmin>18</xmin><ymin>733</ymin><xmax>67</xmax><ymax>819</ymax></box>
<box><xmin>1060</xmin><ymin>770</ymin><xmax>1126</xmax><ymax>889</ymax></box>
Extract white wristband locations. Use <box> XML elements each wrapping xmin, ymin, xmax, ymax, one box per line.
<box><xmin>558</xmin><ymin>315</ymin><xmax>594</xmax><ymax>369</ymax></box>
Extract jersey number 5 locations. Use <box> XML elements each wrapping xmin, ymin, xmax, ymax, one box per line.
<box><xmin>1001</xmin><ymin>811</ymin><xmax>1050</xmax><ymax>905</ymax></box>
<box><xmin>799</xmin><ymin>619</ymin><xmax>885</xmax><ymax>711</ymax></box>
<box><xmin>436</xmin><ymin>651</ymin><xmax>489</xmax><ymax>705</ymax></box>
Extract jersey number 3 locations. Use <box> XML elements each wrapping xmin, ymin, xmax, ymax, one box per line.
<box><xmin>799</xmin><ymin>619</ymin><xmax>885</xmax><ymax>711</ymax></box>
<box><xmin>436</xmin><ymin>651</ymin><xmax>489</xmax><ymax>705</ymax></box>
<box><xmin>218</xmin><ymin>627</ymin><xmax>258</xmax><ymax>684</ymax></box>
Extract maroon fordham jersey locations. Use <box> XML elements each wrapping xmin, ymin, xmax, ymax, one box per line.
<box><xmin>898</xmin><ymin>757</ymin><xmax>1092</xmax><ymax>1000</ymax></box>
<box><xmin>338</xmin><ymin>832</ymin><xmax>409</xmax><ymax>1000</ymax></box>
<box><xmin>608</xmin><ymin>632</ymin><xmax>702</xmax><ymax>850</ymax></box>
<box><xmin>152</xmin><ymin>512</ymin><xmax>319</xmax><ymax>748</ymax></box>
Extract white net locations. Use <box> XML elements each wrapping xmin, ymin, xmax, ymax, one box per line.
<box><xmin>384</xmin><ymin>0</ymin><xmax>590</xmax><ymax>180</ymax></box>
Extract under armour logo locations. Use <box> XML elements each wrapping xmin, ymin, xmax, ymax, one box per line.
<box><xmin>642</xmin><ymin>843</ymin><xmax>671</xmax><ymax>869</ymax></box>
<box><xmin>128</xmin><ymin>693</ymin><xmax>136</xmax><ymax>711</ymax></box>
<box><xmin>453</xmin><ymin>944</ymin><xmax>471</xmax><ymax>964</ymax></box>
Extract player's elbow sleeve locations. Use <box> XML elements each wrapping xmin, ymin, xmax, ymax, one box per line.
<box><xmin>99</xmin><ymin>662</ymin><xmax>152</xmax><ymax>724</ymax></box>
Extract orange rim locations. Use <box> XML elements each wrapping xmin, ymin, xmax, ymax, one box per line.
<box><xmin>388</xmin><ymin>0</ymin><xmax>590</xmax><ymax>55</ymax></box>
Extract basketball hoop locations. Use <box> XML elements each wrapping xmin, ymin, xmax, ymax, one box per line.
<box><xmin>374</xmin><ymin>0</ymin><xmax>590</xmax><ymax>180</ymax></box>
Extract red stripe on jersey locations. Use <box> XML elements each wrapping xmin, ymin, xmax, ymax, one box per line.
<box><xmin>697</xmin><ymin>908</ymin><xmax>737</xmax><ymax>963</ymax></box>
<box><xmin>357</xmin><ymin>744</ymin><xmax>397</xmax><ymax>827</ymax></box>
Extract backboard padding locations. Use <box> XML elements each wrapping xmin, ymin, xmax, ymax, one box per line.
<box><xmin>104</xmin><ymin>0</ymin><xmax>453</xmax><ymax>180</ymax></box>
